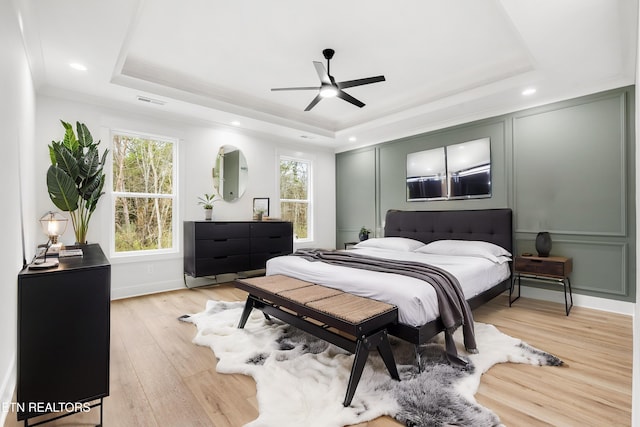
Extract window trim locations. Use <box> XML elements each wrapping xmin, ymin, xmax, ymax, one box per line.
<box><xmin>109</xmin><ymin>129</ymin><xmax>179</xmax><ymax>258</ymax></box>
<box><xmin>279</xmin><ymin>154</ymin><xmax>313</xmax><ymax>243</ymax></box>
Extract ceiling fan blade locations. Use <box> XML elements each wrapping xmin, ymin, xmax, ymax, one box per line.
<box><xmin>313</xmin><ymin>61</ymin><xmax>332</xmax><ymax>85</ymax></box>
<box><xmin>271</xmin><ymin>86</ymin><xmax>319</xmax><ymax>91</ymax></box>
<box><xmin>337</xmin><ymin>90</ymin><xmax>365</xmax><ymax>108</ymax></box>
<box><xmin>304</xmin><ymin>94</ymin><xmax>323</xmax><ymax>111</ymax></box>
<box><xmin>337</xmin><ymin>75</ymin><xmax>386</xmax><ymax>89</ymax></box>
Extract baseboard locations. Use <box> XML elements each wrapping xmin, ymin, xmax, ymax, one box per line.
<box><xmin>0</xmin><ymin>353</ymin><xmax>16</xmax><ymax>427</ymax></box>
<box><xmin>517</xmin><ymin>286</ymin><xmax>634</xmax><ymax>316</ymax></box>
<box><xmin>110</xmin><ymin>278</ymin><xmax>185</xmax><ymax>300</ymax></box>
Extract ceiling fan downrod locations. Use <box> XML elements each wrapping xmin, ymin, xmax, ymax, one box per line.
<box><xmin>323</xmin><ymin>48</ymin><xmax>335</xmax><ymax>76</ymax></box>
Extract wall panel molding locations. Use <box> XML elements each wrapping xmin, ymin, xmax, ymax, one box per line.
<box><xmin>512</xmin><ymin>91</ymin><xmax>628</xmax><ymax>236</ymax></box>
<box><xmin>516</xmin><ymin>237</ymin><xmax>628</xmax><ymax>297</ymax></box>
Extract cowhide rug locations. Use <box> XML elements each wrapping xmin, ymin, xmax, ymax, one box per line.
<box><xmin>182</xmin><ymin>300</ymin><xmax>563</xmax><ymax>427</ymax></box>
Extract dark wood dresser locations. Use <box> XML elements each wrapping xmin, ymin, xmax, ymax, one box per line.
<box><xmin>183</xmin><ymin>221</ymin><xmax>293</xmax><ymax>280</ymax></box>
<box><xmin>17</xmin><ymin>243</ymin><xmax>110</xmax><ymax>425</ymax></box>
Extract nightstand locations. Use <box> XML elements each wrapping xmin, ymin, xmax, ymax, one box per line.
<box><xmin>510</xmin><ymin>255</ymin><xmax>573</xmax><ymax>315</ymax></box>
<box><xmin>344</xmin><ymin>241</ymin><xmax>359</xmax><ymax>249</ymax></box>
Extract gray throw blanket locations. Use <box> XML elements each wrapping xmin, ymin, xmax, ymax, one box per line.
<box><xmin>292</xmin><ymin>249</ymin><xmax>476</xmax><ymax>365</ymax></box>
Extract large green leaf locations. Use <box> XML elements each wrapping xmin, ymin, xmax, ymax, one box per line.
<box><xmin>79</xmin><ymin>146</ymin><xmax>100</xmax><ymax>180</ymax></box>
<box><xmin>51</xmin><ymin>142</ymin><xmax>79</xmax><ymax>180</ymax></box>
<box><xmin>48</xmin><ymin>144</ymin><xmax>57</xmax><ymax>165</ymax></box>
<box><xmin>61</xmin><ymin>120</ymin><xmax>79</xmax><ymax>152</ymax></box>
<box><xmin>79</xmin><ymin>172</ymin><xmax>102</xmax><ymax>200</ymax></box>
<box><xmin>46</xmin><ymin>165</ymin><xmax>79</xmax><ymax>212</ymax></box>
<box><xmin>77</xmin><ymin>122</ymin><xmax>93</xmax><ymax>147</ymax></box>
<box><xmin>86</xmin><ymin>177</ymin><xmax>105</xmax><ymax>213</ymax></box>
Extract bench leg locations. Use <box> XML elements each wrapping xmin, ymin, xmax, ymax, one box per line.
<box><xmin>344</xmin><ymin>338</ymin><xmax>370</xmax><ymax>407</ymax></box>
<box><xmin>343</xmin><ymin>329</ymin><xmax>399</xmax><ymax>407</ymax></box>
<box><xmin>377</xmin><ymin>331</ymin><xmax>400</xmax><ymax>381</ymax></box>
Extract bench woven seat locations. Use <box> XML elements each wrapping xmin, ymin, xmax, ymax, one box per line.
<box><xmin>278</xmin><ymin>284</ymin><xmax>343</xmax><ymax>304</ymax></box>
<box><xmin>306</xmin><ymin>292</ymin><xmax>396</xmax><ymax>324</ymax></box>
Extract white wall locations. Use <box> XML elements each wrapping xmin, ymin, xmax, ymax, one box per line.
<box><xmin>35</xmin><ymin>95</ymin><xmax>336</xmax><ymax>299</ymax></box>
<box><xmin>0</xmin><ymin>0</ymin><xmax>37</xmax><ymax>423</ymax></box>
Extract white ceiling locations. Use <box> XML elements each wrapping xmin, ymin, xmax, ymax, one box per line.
<box><xmin>14</xmin><ymin>0</ymin><xmax>638</xmax><ymax>151</ymax></box>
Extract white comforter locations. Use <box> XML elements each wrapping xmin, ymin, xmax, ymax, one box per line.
<box><xmin>266</xmin><ymin>247</ymin><xmax>510</xmax><ymax>327</ymax></box>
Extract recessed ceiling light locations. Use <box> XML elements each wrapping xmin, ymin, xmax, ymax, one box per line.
<box><xmin>522</xmin><ymin>87</ymin><xmax>537</xmax><ymax>96</ymax></box>
<box><xmin>348</xmin><ymin>136</ymin><xmax>357</xmax><ymax>142</ymax></box>
<box><xmin>69</xmin><ymin>62</ymin><xmax>87</xmax><ymax>71</ymax></box>
<box><xmin>231</xmin><ymin>121</ymin><xmax>241</xmax><ymax>126</ymax></box>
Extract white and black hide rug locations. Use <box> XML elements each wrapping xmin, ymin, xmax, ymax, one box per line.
<box><xmin>182</xmin><ymin>300</ymin><xmax>563</xmax><ymax>427</ymax></box>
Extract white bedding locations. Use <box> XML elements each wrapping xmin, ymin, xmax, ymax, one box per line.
<box><xmin>266</xmin><ymin>247</ymin><xmax>510</xmax><ymax>327</ymax></box>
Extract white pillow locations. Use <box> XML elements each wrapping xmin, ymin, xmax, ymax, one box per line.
<box><xmin>353</xmin><ymin>237</ymin><xmax>426</xmax><ymax>252</ymax></box>
<box><xmin>415</xmin><ymin>239</ymin><xmax>512</xmax><ymax>264</ymax></box>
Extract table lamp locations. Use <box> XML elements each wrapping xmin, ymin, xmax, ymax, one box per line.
<box><xmin>30</xmin><ymin>211</ymin><xmax>68</xmax><ymax>269</ymax></box>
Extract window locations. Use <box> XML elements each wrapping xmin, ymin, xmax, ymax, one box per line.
<box><xmin>280</xmin><ymin>157</ymin><xmax>312</xmax><ymax>241</ymax></box>
<box><xmin>111</xmin><ymin>132</ymin><xmax>177</xmax><ymax>254</ymax></box>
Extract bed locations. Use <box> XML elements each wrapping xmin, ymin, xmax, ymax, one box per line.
<box><xmin>266</xmin><ymin>208</ymin><xmax>513</xmax><ymax>348</ymax></box>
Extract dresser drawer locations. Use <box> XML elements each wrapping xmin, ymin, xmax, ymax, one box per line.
<box><xmin>515</xmin><ymin>256</ymin><xmax>572</xmax><ymax>278</ymax></box>
<box><xmin>194</xmin><ymin>222</ymin><xmax>251</xmax><ymax>239</ymax></box>
<box><xmin>250</xmin><ymin>222</ymin><xmax>293</xmax><ymax>238</ymax></box>
<box><xmin>195</xmin><ymin>238</ymin><xmax>251</xmax><ymax>257</ymax></box>
<box><xmin>195</xmin><ymin>255</ymin><xmax>251</xmax><ymax>276</ymax></box>
<box><xmin>251</xmin><ymin>236</ymin><xmax>293</xmax><ymax>253</ymax></box>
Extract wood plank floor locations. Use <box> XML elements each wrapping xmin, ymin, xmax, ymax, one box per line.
<box><xmin>4</xmin><ymin>284</ymin><xmax>632</xmax><ymax>427</ymax></box>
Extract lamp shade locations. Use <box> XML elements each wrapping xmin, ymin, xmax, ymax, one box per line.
<box><xmin>39</xmin><ymin>211</ymin><xmax>68</xmax><ymax>243</ymax></box>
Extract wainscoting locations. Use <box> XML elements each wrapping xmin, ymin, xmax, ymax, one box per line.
<box><xmin>335</xmin><ymin>86</ymin><xmax>635</xmax><ymax>302</ymax></box>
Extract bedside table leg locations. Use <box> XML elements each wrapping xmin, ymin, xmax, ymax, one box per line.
<box><xmin>564</xmin><ymin>277</ymin><xmax>573</xmax><ymax>316</ymax></box>
<box><xmin>509</xmin><ymin>274</ymin><xmax>521</xmax><ymax>306</ymax></box>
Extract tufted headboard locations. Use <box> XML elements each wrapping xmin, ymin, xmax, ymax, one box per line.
<box><xmin>384</xmin><ymin>208</ymin><xmax>513</xmax><ymax>254</ymax></box>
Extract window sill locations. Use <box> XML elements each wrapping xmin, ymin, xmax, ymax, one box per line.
<box><xmin>109</xmin><ymin>249</ymin><xmax>181</xmax><ymax>264</ymax></box>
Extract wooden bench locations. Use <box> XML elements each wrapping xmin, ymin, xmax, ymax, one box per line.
<box><xmin>234</xmin><ymin>274</ymin><xmax>400</xmax><ymax>407</ymax></box>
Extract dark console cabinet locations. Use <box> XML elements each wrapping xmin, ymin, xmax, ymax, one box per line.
<box><xmin>17</xmin><ymin>244</ymin><xmax>110</xmax><ymax>424</ymax></box>
<box><xmin>184</xmin><ymin>221</ymin><xmax>293</xmax><ymax>278</ymax></box>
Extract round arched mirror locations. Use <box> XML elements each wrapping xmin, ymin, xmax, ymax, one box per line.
<box><xmin>213</xmin><ymin>145</ymin><xmax>248</xmax><ymax>202</ymax></box>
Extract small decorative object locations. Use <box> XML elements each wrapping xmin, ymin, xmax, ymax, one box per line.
<box><xmin>46</xmin><ymin>120</ymin><xmax>108</xmax><ymax>244</ymax></box>
<box><xmin>359</xmin><ymin>226</ymin><xmax>371</xmax><ymax>241</ymax></box>
<box><xmin>197</xmin><ymin>193</ymin><xmax>218</xmax><ymax>220</ymax></box>
<box><xmin>535</xmin><ymin>231</ymin><xmax>552</xmax><ymax>257</ymax></box>
<box><xmin>253</xmin><ymin>198</ymin><xmax>269</xmax><ymax>221</ymax></box>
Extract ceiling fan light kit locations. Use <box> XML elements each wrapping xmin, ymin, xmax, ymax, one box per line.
<box><xmin>271</xmin><ymin>48</ymin><xmax>385</xmax><ymax>111</ymax></box>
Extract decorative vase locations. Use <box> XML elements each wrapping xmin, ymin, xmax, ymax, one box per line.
<box><xmin>359</xmin><ymin>232</ymin><xmax>369</xmax><ymax>241</ymax></box>
<box><xmin>535</xmin><ymin>232</ymin><xmax>552</xmax><ymax>257</ymax></box>
<box><xmin>204</xmin><ymin>208</ymin><xmax>212</xmax><ymax>221</ymax></box>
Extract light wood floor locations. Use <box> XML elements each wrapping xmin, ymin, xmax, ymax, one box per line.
<box><xmin>4</xmin><ymin>284</ymin><xmax>632</xmax><ymax>427</ymax></box>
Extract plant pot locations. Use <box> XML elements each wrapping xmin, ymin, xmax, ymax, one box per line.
<box><xmin>204</xmin><ymin>208</ymin><xmax>212</xmax><ymax>221</ymax></box>
<box><xmin>359</xmin><ymin>233</ymin><xmax>369</xmax><ymax>241</ymax></box>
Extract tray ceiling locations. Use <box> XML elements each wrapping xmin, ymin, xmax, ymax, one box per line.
<box><xmin>15</xmin><ymin>0</ymin><xmax>637</xmax><ymax>149</ymax></box>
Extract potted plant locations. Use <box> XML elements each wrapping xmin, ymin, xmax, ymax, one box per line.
<box><xmin>359</xmin><ymin>226</ymin><xmax>371</xmax><ymax>241</ymax></box>
<box><xmin>46</xmin><ymin>120</ymin><xmax>108</xmax><ymax>244</ymax></box>
<box><xmin>197</xmin><ymin>193</ymin><xmax>218</xmax><ymax>220</ymax></box>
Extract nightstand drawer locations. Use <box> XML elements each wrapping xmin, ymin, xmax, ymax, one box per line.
<box><xmin>515</xmin><ymin>256</ymin><xmax>572</xmax><ymax>278</ymax></box>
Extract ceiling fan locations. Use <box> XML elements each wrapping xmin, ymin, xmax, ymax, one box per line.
<box><xmin>271</xmin><ymin>48</ymin><xmax>385</xmax><ymax>111</ymax></box>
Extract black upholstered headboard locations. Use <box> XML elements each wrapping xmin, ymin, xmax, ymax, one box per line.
<box><xmin>384</xmin><ymin>208</ymin><xmax>513</xmax><ymax>254</ymax></box>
